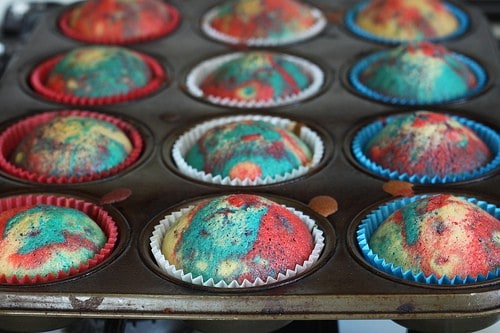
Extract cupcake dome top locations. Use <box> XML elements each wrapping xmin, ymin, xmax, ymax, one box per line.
<box><xmin>202</xmin><ymin>0</ymin><xmax>326</xmax><ymax>46</ymax></box>
<box><xmin>185</xmin><ymin>120</ymin><xmax>313</xmax><ymax>181</ymax></box>
<box><xmin>355</xmin><ymin>0</ymin><xmax>460</xmax><ymax>41</ymax></box>
<box><xmin>365</xmin><ymin>111</ymin><xmax>492</xmax><ymax>178</ymax></box>
<box><xmin>368</xmin><ymin>194</ymin><xmax>500</xmax><ymax>280</ymax></box>
<box><xmin>0</xmin><ymin>204</ymin><xmax>106</xmax><ymax>280</ymax></box>
<box><xmin>11</xmin><ymin>115</ymin><xmax>133</xmax><ymax>178</ymax></box>
<box><xmin>161</xmin><ymin>194</ymin><xmax>314</xmax><ymax>285</ymax></box>
<box><xmin>195</xmin><ymin>51</ymin><xmax>320</xmax><ymax>107</ymax></box>
<box><xmin>45</xmin><ymin>46</ymin><xmax>153</xmax><ymax>99</ymax></box>
<box><xmin>353</xmin><ymin>42</ymin><xmax>480</xmax><ymax>104</ymax></box>
<box><xmin>61</xmin><ymin>0</ymin><xmax>180</xmax><ymax>44</ymax></box>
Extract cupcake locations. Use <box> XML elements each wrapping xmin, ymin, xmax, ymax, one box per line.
<box><xmin>186</xmin><ymin>51</ymin><xmax>324</xmax><ymax>108</ymax></box>
<box><xmin>348</xmin><ymin>42</ymin><xmax>487</xmax><ymax>105</ymax></box>
<box><xmin>351</xmin><ymin>111</ymin><xmax>500</xmax><ymax>184</ymax></box>
<box><xmin>0</xmin><ymin>194</ymin><xmax>118</xmax><ymax>284</ymax></box>
<box><xmin>150</xmin><ymin>193</ymin><xmax>324</xmax><ymax>288</ymax></box>
<box><xmin>59</xmin><ymin>0</ymin><xmax>181</xmax><ymax>44</ymax></box>
<box><xmin>357</xmin><ymin>194</ymin><xmax>500</xmax><ymax>284</ymax></box>
<box><xmin>172</xmin><ymin>115</ymin><xmax>324</xmax><ymax>186</ymax></box>
<box><xmin>0</xmin><ymin>110</ymin><xmax>143</xmax><ymax>184</ymax></box>
<box><xmin>345</xmin><ymin>0</ymin><xmax>469</xmax><ymax>44</ymax></box>
<box><xmin>201</xmin><ymin>0</ymin><xmax>326</xmax><ymax>46</ymax></box>
<box><xmin>30</xmin><ymin>46</ymin><xmax>165</xmax><ymax>106</ymax></box>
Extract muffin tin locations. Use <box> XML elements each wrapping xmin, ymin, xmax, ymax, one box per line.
<box><xmin>0</xmin><ymin>0</ymin><xmax>498</xmax><ymax>330</ymax></box>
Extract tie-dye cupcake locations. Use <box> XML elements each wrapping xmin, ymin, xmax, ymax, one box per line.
<box><xmin>0</xmin><ymin>194</ymin><xmax>118</xmax><ymax>284</ymax></box>
<box><xmin>30</xmin><ymin>46</ymin><xmax>166</xmax><ymax>106</ymax></box>
<box><xmin>171</xmin><ymin>115</ymin><xmax>324</xmax><ymax>186</ymax></box>
<box><xmin>201</xmin><ymin>0</ymin><xmax>326</xmax><ymax>46</ymax></box>
<box><xmin>0</xmin><ymin>110</ymin><xmax>143</xmax><ymax>184</ymax></box>
<box><xmin>150</xmin><ymin>193</ymin><xmax>325</xmax><ymax>288</ymax></box>
<box><xmin>351</xmin><ymin>111</ymin><xmax>500</xmax><ymax>184</ymax></box>
<box><xmin>186</xmin><ymin>51</ymin><xmax>324</xmax><ymax>108</ymax></box>
<box><xmin>345</xmin><ymin>0</ymin><xmax>469</xmax><ymax>44</ymax></box>
<box><xmin>347</xmin><ymin>42</ymin><xmax>488</xmax><ymax>106</ymax></box>
<box><xmin>59</xmin><ymin>0</ymin><xmax>181</xmax><ymax>44</ymax></box>
<box><xmin>357</xmin><ymin>193</ymin><xmax>499</xmax><ymax>285</ymax></box>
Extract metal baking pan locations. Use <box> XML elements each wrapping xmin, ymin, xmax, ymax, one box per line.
<box><xmin>0</xmin><ymin>0</ymin><xmax>497</xmax><ymax>331</ymax></box>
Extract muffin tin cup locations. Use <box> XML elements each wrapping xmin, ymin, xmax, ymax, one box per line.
<box><xmin>58</xmin><ymin>2</ymin><xmax>181</xmax><ymax>45</ymax></box>
<box><xmin>200</xmin><ymin>2</ymin><xmax>327</xmax><ymax>47</ymax></box>
<box><xmin>345</xmin><ymin>48</ymin><xmax>489</xmax><ymax>106</ymax></box>
<box><xmin>0</xmin><ymin>110</ymin><xmax>144</xmax><ymax>184</ymax></box>
<box><xmin>149</xmin><ymin>194</ymin><xmax>326</xmax><ymax>289</ymax></box>
<box><xmin>0</xmin><ymin>193</ymin><xmax>119</xmax><ymax>285</ymax></box>
<box><xmin>350</xmin><ymin>112</ymin><xmax>500</xmax><ymax>184</ymax></box>
<box><xmin>29</xmin><ymin>51</ymin><xmax>167</xmax><ymax>106</ymax></box>
<box><xmin>344</xmin><ymin>1</ymin><xmax>470</xmax><ymax>45</ymax></box>
<box><xmin>355</xmin><ymin>194</ymin><xmax>500</xmax><ymax>286</ymax></box>
<box><xmin>171</xmin><ymin>114</ymin><xmax>325</xmax><ymax>186</ymax></box>
<box><xmin>185</xmin><ymin>51</ymin><xmax>325</xmax><ymax>109</ymax></box>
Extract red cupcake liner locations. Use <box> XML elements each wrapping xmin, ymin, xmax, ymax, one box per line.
<box><xmin>29</xmin><ymin>52</ymin><xmax>166</xmax><ymax>106</ymax></box>
<box><xmin>58</xmin><ymin>2</ymin><xmax>181</xmax><ymax>45</ymax></box>
<box><xmin>0</xmin><ymin>194</ymin><xmax>118</xmax><ymax>284</ymax></box>
<box><xmin>0</xmin><ymin>110</ymin><xmax>143</xmax><ymax>184</ymax></box>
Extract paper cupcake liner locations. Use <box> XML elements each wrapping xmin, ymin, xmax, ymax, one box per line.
<box><xmin>344</xmin><ymin>1</ymin><xmax>469</xmax><ymax>45</ymax></box>
<box><xmin>172</xmin><ymin>115</ymin><xmax>324</xmax><ymax>186</ymax></box>
<box><xmin>58</xmin><ymin>2</ymin><xmax>181</xmax><ymax>45</ymax></box>
<box><xmin>150</xmin><ymin>201</ymin><xmax>325</xmax><ymax>288</ymax></box>
<box><xmin>201</xmin><ymin>4</ymin><xmax>326</xmax><ymax>47</ymax></box>
<box><xmin>30</xmin><ymin>51</ymin><xmax>166</xmax><ymax>106</ymax></box>
<box><xmin>0</xmin><ymin>110</ymin><xmax>143</xmax><ymax>184</ymax></box>
<box><xmin>185</xmin><ymin>52</ymin><xmax>324</xmax><ymax>108</ymax></box>
<box><xmin>351</xmin><ymin>114</ymin><xmax>500</xmax><ymax>184</ymax></box>
<box><xmin>348</xmin><ymin>50</ymin><xmax>488</xmax><ymax>106</ymax></box>
<box><xmin>0</xmin><ymin>194</ymin><xmax>118</xmax><ymax>285</ymax></box>
<box><xmin>357</xmin><ymin>194</ymin><xmax>500</xmax><ymax>285</ymax></box>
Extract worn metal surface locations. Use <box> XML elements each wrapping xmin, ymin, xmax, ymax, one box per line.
<box><xmin>0</xmin><ymin>0</ymin><xmax>497</xmax><ymax>329</ymax></box>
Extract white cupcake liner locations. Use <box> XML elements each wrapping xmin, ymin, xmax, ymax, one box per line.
<box><xmin>201</xmin><ymin>4</ymin><xmax>327</xmax><ymax>46</ymax></box>
<box><xmin>150</xmin><ymin>200</ymin><xmax>325</xmax><ymax>288</ymax></box>
<box><xmin>185</xmin><ymin>52</ymin><xmax>324</xmax><ymax>108</ymax></box>
<box><xmin>357</xmin><ymin>194</ymin><xmax>500</xmax><ymax>285</ymax></box>
<box><xmin>172</xmin><ymin>115</ymin><xmax>324</xmax><ymax>186</ymax></box>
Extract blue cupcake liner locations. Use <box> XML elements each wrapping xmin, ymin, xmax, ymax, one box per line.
<box><xmin>351</xmin><ymin>114</ymin><xmax>500</xmax><ymax>184</ymax></box>
<box><xmin>357</xmin><ymin>194</ymin><xmax>500</xmax><ymax>285</ymax></box>
<box><xmin>344</xmin><ymin>1</ymin><xmax>470</xmax><ymax>45</ymax></box>
<box><xmin>348</xmin><ymin>50</ymin><xmax>488</xmax><ymax>106</ymax></box>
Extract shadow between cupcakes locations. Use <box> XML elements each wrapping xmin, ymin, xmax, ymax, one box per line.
<box><xmin>139</xmin><ymin>193</ymin><xmax>335</xmax><ymax>292</ymax></box>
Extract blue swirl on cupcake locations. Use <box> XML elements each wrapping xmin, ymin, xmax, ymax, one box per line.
<box><xmin>351</xmin><ymin>111</ymin><xmax>500</xmax><ymax>184</ymax></box>
<box><xmin>348</xmin><ymin>42</ymin><xmax>488</xmax><ymax>106</ymax></box>
<box><xmin>344</xmin><ymin>0</ymin><xmax>469</xmax><ymax>45</ymax></box>
<box><xmin>357</xmin><ymin>194</ymin><xmax>500</xmax><ymax>285</ymax></box>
